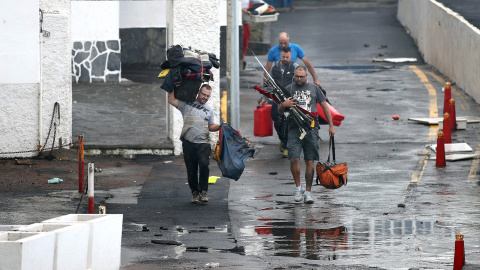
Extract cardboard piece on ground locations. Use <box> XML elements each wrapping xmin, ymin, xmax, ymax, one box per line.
<box><xmin>439</xmin><ymin>118</ymin><xmax>467</xmax><ymax>129</ymax></box>
<box><xmin>429</xmin><ymin>143</ymin><xmax>473</xmax><ymax>153</ymax></box>
<box><xmin>372</xmin><ymin>58</ymin><xmax>417</xmax><ymax>63</ymax></box>
<box><xmin>430</xmin><ymin>154</ymin><xmax>480</xmax><ymax>161</ymax></box>
<box><xmin>408</xmin><ymin>117</ymin><xmax>480</xmax><ymax>125</ymax></box>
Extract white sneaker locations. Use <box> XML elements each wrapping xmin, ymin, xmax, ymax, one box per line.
<box><xmin>304</xmin><ymin>191</ymin><xmax>314</xmax><ymax>204</ymax></box>
<box><xmin>294</xmin><ymin>186</ymin><xmax>304</xmax><ymax>202</ymax></box>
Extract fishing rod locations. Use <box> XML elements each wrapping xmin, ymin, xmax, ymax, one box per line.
<box><xmin>249</xmin><ymin>50</ymin><xmax>321</xmax><ymax>140</ymax></box>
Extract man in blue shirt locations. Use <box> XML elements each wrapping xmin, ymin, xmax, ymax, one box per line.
<box><xmin>264</xmin><ymin>32</ymin><xmax>321</xmax><ymax>88</ymax></box>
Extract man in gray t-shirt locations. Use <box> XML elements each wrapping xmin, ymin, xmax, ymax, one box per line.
<box><xmin>278</xmin><ymin>66</ymin><xmax>335</xmax><ymax>204</ymax></box>
<box><xmin>168</xmin><ymin>84</ymin><xmax>220</xmax><ymax>204</ymax></box>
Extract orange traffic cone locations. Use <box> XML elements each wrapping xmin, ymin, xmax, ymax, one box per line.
<box><xmin>449</xmin><ymin>98</ymin><xmax>457</xmax><ymax>131</ymax></box>
<box><xmin>453</xmin><ymin>232</ymin><xmax>465</xmax><ymax>270</ymax></box>
<box><xmin>443</xmin><ymin>82</ymin><xmax>451</xmax><ymax>113</ymax></box>
<box><xmin>436</xmin><ymin>131</ymin><xmax>446</xmax><ymax>167</ymax></box>
<box><xmin>443</xmin><ymin>112</ymin><xmax>451</xmax><ymax>143</ymax></box>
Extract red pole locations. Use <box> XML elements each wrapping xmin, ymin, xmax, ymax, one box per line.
<box><xmin>87</xmin><ymin>163</ymin><xmax>94</xmax><ymax>214</ymax></box>
<box><xmin>453</xmin><ymin>232</ymin><xmax>465</xmax><ymax>270</ymax></box>
<box><xmin>443</xmin><ymin>113</ymin><xmax>451</xmax><ymax>144</ymax></box>
<box><xmin>449</xmin><ymin>98</ymin><xmax>457</xmax><ymax>131</ymax></box>
<box><xmin>78</xmin><ymin>134</ymin><xmax>84</xmax><ymax>193</ymax></box>
<box><xmin>443</xmin><ymin>82</ymin><xmax>451</xmax><ymax>113</ymax></box>
<box><xmin>435</xmin><ymin>131</ymin><xmax>446</xmax><ymax>167</ymax></box>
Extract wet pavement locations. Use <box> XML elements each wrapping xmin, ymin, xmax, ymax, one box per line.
<box><xmin>1</xmin><ymin>0</ymin><xmax>480</xmax><ymax>269</ymax></box>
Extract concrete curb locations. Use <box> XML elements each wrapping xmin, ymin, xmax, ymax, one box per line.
<box><xmin>398</xmin><ymin>0</ymin><xmax>480</xmax><ymax>104</ymax></box>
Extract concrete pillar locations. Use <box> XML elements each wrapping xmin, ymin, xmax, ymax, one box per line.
<box><xmin>40</xmin><ymin>0</ymin><xmax>72</xmax><ymax>151</ymax></box>
<box><xmin>166</xmin><ymin>0</ymin><xmax>221</xmax><ymax>155</ymax></box>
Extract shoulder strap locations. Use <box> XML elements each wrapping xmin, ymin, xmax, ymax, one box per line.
<box><xmin>331</xmin><ymin>135</ymin><xmax>336</xmax><ymax>163</ymax></box>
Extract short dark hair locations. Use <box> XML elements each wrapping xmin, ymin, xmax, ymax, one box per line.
<box><xmin>281</xmin><ymin>46</ymin><xmax>291</xmax><ymax>53</ymax></box>
<box><xmin>200</xmin><ymin>84</ymin><xmax>212</xmax><ymax>91</ymax></box>
<box><xmin>295</xmin><ymin>66</ymin><xmax>307</xmax><ymax>73</ymax></box>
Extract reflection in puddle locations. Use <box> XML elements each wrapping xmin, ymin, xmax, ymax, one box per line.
<box><xmin>253</xmin><ymin>221</ymin><xmax>347</xmax><ymax>260</ymax></box>
<box><xmin>242</xmin><ymin>218</ymin><xmax>456</xmax><ymax>261</ymax></box>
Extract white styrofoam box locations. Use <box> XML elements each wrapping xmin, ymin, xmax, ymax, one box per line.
<box><xmin>17</xmin><ymin>223</ymin><xmax>89</xmax><ymax>270</ymax></box>
<box><xmin>244</xmin><ymin>13</ymin><xmax>278</xmax><ymax>23</ymax></box>
<box><xmin>439</xmin><ymin>118</ymin><xmax>467</xmax><ymax>130</ymax></box>
<box><xmin>42</xmin><ymin>214</ymin><xmax>123</xmax><ymax>270</ymax></box>
<box><xmin>0</xmin><ymin>225</ymin><xmax>25</xmax><ymax>231</ymax></box>
<box><xmin>0</xmin><ymin>232</ymin><xmax>55</xmax><ymax>270</ymax></box>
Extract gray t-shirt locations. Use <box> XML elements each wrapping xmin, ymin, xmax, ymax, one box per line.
<box><xmin>178</xmin><ymin>100</ymin><xmax>215</xmax><ymax>144</ymax></box>
<box><xmin>285</xmin><ymin>82</ymin><xmax>327</xmax><ymax>128</ymax></box>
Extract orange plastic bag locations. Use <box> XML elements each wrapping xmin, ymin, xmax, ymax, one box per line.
<box><xmin>316</xmin><ymin>136</ymin><xmax>348</xmax><ymax>189</ymax></box>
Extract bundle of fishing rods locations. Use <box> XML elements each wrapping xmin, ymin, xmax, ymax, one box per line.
<box><xmin>250</xmin><ymin>53</ymin><xmax>320</xmax><ymax>140</ymax></box>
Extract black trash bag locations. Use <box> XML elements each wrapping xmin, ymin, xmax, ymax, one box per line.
<box><xmin>174</xmin><ymin>80</ymin><xmax>202</xmax><ymax>102</ymax></box>
<box><xmin>166</xmin><ymin>45</ymin><xmax>185</xmax><ymax>68</ymax></box>
<box><xmin>213</xmin><ymin>123</ymin><xmax>255</xmax><ymax>181</ymax></box>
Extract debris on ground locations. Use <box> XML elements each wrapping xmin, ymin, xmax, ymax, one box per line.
<box><xmin>47</xmin><ymin>178</ymin><xmax>64</xmax><ymax>184</ymax></box>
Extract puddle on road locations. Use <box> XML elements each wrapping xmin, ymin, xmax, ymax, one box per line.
<box><xmin>239</xmin><ymin>218</ymin><xmax>456</xmax><ymax>261</ymax></box>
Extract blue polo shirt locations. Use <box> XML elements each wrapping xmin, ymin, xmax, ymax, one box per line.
<box><xmin>267</xmin><ymin>43</ymin><xmax>306</xmax><ymax>63</ymax></box>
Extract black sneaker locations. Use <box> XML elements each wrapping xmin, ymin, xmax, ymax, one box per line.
<box><xmin>200</xmin><ymin>190</ymin><xmax>208</xmax><ymax>202</ymax></box>
<box><xmin>191</xmin><ymin>191</ymin><xmax>199</xmax><ymax>204</ymax></box>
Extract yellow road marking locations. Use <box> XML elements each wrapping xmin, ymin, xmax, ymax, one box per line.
<box><xmin>467</xmin><ymin>144</ymin><xmax>480</xmax><ymax>183</ymax></box>
<box><xmin>221</xmin><ymin>90</ymin><xmax>228</xmax><ymax>123</ymax></box>
<box><xmin>410</xmin><ymin>149</ymin><xmax>429</xmax><ymax>183</ymax></box>
<box><xmin>405</xmin><ymin>66</ymin><xmax>438</xmax><ymax>189</ymax></box>
<box><xmin>409</xmin><ymin>66</ymin><xmax>438</xmax><ymax>118</ymax></box>
<box><xmin>401</xmin><ymin>66</ymin><xmax>439</xmax><ymax>204</ymax></box>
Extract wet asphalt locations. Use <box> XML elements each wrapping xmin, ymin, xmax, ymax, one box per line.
<box><xmin>1</xmin><ymin>0</ymin><xmax>480</xmax><ymax>269</ymax></box>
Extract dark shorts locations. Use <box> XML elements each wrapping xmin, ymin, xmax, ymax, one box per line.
<box><xmin>287</xmin><ymin>128</ymin><xmax>319</xmax><ymax>160</ymax></box>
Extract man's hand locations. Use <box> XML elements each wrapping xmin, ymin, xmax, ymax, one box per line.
<box><xmin>328</xmin><ymin>126</ymin><xmax>335</xmax><ymax>137</ymax></box>
<box><xmin>278</xmin><ymin>97</ymin><xmax>297</xmax><ymax>114</ymax></box>
<box><xmin>314</xmin><ymin>80</ymin><xmax>322</xmax><ymax>88</ymax></box>
<box><xmin>282</xmin><ymin>97</ymin><xmax>297</xmax><ymax>108</ymax></box>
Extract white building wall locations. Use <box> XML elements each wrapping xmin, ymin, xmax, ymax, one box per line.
<box><xmin>166</xmin><ymin>0</ymin><xmax>222</xmax><ymax>155</ymax></box>
<box><xmin>0</xmin><ymin>0</ymin><xmax>39</xmax><ymax>84</ymax></box>
<box><xmin>119</xmin><ymin>0</ymin><xmax>228</xmax><ymax>29</ymax></box>
<box><xmin>41</xmin><ymin>1</ymin><xmax>73</xmax><ymax>150</ymax></box>
<box><xmin>71</xmin><ymin>1</ymin><xmax>119</xmax><ymax>40</ymax></box>
<box><xmin>119</xmin><ymin>0</ymin><xmax>167</xmax><ymax>28</ymax></box>
<box><xmin>0</xmin><ymin>0</ymin><xmax>72</xmax><ymax>158</ymax></box>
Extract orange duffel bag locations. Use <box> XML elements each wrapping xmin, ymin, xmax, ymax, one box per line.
<box><xmin>316</xmin><ymin>136</ymin><xmax>348</xmax><ymax>189</ymax></box>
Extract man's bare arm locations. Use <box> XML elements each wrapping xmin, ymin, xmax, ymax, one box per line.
<box><xmin>263</xmin><ymin>61</ymin><xmax>273</xmax><ymax>84</ymax></box>
<box><xmin>209</xmin><ymin>124</ymin><xmax>220</xmax><ymax>132</ymax></box>
<box><xmin>302</xmin><ymin>56</ymin><xmax>321</xmax><ymax>87</ymax></box>
<box><xmin>319</xmin><ymin>101</ymin><xmax>335</xmax><ymax>136</ymax></box>
<box><xmin>168</xmin><ymin>91</ymin><xmax>179</xmax><ymax>108</ymax></box>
